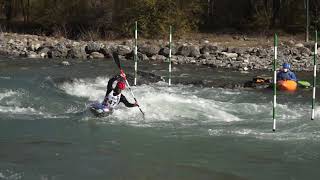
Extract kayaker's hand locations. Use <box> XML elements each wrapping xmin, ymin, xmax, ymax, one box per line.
<box><xmin>134</xmin><ymin>101</ymin><xmax>139</xmax><ymax>107</ymax></box>
<box><xmin>120</xmin><ymin>70</ymin><xmax>126</xmax><ymax>80</ymax></box>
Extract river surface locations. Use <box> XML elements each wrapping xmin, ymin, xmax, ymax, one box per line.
<box><xmin>0</xmin><ymin>58</ymin><xmax>320</xmax><ymax>180</ymax></box>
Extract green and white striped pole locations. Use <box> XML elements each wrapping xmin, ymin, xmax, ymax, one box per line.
<box><xmin>134</xmin><ymin>21</ymin><xmax>138</xmax><ymax>86</ymax></box>
<box><xmin>168</xmin><ymin>26</ymin><xmax>172</xmax><ymax>86</ymax></box>
<box><xmin>312</xmin><ymin>30</ymin><xmax>318</xmax><ymax>120</ymax></box>
<box><xmin>273</xmin><ymin>34</ymin><xmax>278</xmax><ymax>131</ymax></box>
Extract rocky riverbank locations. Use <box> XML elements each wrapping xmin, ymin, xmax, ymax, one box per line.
<box><xmin>0</xmin><ymin>32</ymin><xmax>319</xmax><ymax>71</ymax></box>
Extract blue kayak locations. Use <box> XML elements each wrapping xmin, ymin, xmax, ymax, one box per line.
<box><xmin>89</xmin><ymin>102</ymin><xmax>112</xmax><ymax>117</ymax></box>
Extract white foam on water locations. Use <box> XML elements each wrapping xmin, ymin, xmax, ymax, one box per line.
<box><xmin>59</xmin><ymin>76</ymin><xmax>109</xmax><ymax>101</ymax></box>
<box><xmin>62</xmin><ymin>78</ymin><xmax>243</xmax><ymax>126</ymax></box>
<box><xmin>0</xmin><ymin>76</ymin><xmax>11</xmax><ymax>80</ymax></box>
<box><xmin>0</xmin><ymin>105</ymin><xmax>41</xmax><ymax>115</ymax></box>
<box><xmin>110</xmin><ymin>84</ymin><xmax>242</xmax><ymax>127</ymax></box>
<box><xmin>0</xmin><ymin>169</ymin><xmax>23</xmax><ymax>180</ymax></box>
<box><xmin>0</xmin><ymin>90</ymin><xmax>18</xmax><ymax>101</ymax></box>
<box><xmin>0</xmin><ymin>172</ymin><xmax>4</xmax><ymax>178</ymax></box>
<box><xmin>60</xmin><ymin>76</ymin><xmax>320</xmax><ymax>141</ymax></box>
<box><xmin>314</xmin><ymin>106</ymin><xmax>320</xmax><ymax>118</ymax></box>
<box><xmin>0</xmin><ymin>89</ymin><xmax>63</xmax><ymax>119</ymax></box>
<box><xmin>207</xmin><ymin>118</ymin><xmax>320</xmax><ymax>142</ymax></box>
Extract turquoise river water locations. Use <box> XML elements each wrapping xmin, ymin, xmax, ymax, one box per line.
<box><xmin>1</xmin><ymin>58</ymin><xmax>320</xmax><ymax>180</ymax></box>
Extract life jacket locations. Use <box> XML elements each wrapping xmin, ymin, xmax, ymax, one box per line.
<box><xmin>279</xmin><ymin>72</ymin><xmax>290</xmax><ymax>80</ymax></box>
<box><xmin>278</xmin><ymin>71</ymin><xmax>296</xmax><ymax>81</ymax></box>
<box><xmin>105</xmin><ymin>90</ymin><xmax>121</xmax><ymax>109</ymax></box>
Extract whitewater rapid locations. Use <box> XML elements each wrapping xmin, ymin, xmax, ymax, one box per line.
<box><xmin>56</xmin><ymin>76</ymin><xmax>320</xmax><ymax>141</ymax></box>
<box><xmin>1</xmin><ymin>73</ymin><xmax>320</xmax><ymax>141</ymax></box>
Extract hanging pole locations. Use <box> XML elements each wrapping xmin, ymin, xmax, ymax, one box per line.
<box><xmin>168</xmin><ymin>26</ymin><xmax>172</xmax><ymax>86</ymax></box>
<box><xmin>312</xmin><ymin>30</ymin><xmax>318</xmax><ymax>120</ymax></box>
<box><xmin>273</xmin><ymin>34</ymin><xmax>278</xmax><ymax>132</ymax></box>
<box><xmin>134</xmin><ymin>21</ymin><xmax>138</xmax><ymax>86</ymax></box>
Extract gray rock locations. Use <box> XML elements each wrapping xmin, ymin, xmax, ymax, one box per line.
<box><xmin>295</xmin><ymin>43</ymin><xmax>304</xmax><ymax>48</ymax></box>
<box><xmin>89</xmin><ymin>52</ymin><xmax>105</xmax><ymax>59</ymax></box>
<box><xmin>177</xmin><ymin>45</ymin><xmax>192</xmax><ymax>56</ymax></box>
<box><xmin>28</xmin><ymin>43</ymin><xmax>41</xmax><ymax>51</ymax></box>
<box><xmin>116</xmin><ymin>45</ymin><xmax>132</xmax><ymax>55</ymax></box>
<box><xmin>297</xmin><ymin>47</ymin><xmax>312</xmax><ymax>56</ymax></box>
<box><xmin>85</xmin><ymin>42</ymin><xmax>103</xmax><ymax>54</ymax></box>
<box><xmin>218</xmin><ymin>46</ymin><xmax>228</xmax><ymax>52</ymax></box>
<box><xmin>237</xmin><ymin>56</ymin><xmax>249</xmax><ymax>63</ymax></box>
<box><xmin>303</xmin><ymin>42</ymin><xmax>314</xmax><ymax>50</ymax></box>
<box><xmin>139</xmin><ymin>44</ymin><xmax>160</xmax><ymax>57</ymax></box>
<box><xmin>67</xmin><ymin>45</ymin><xmax>87</xmax><ymax>59</ymax></box>
<box><xmin>199</xmin><ymin>53</ymin><xmax>211</xmax><ymax>59</ymax></box>
<box><xmin>48</xmin><ymin>43</ymin><xmax>68</xmax><ymax>58</ymax></box>
<box><xmin>8</xmin><ymin>39</ymin><xmax>15</xmax><ymax>44</ymax></box>
<box><xmin>100</xmin><ymin>44</ymin><xmax>113</xmax><ymax>57</ymax></box>
<box><xmin>221</xmin><ymin>52</ymin><xmax>238</xmax><ymax>58</ymax></box>
<box><xmin>138</xmin><ymin>53</ymin><xmax>149</xmax><ymax>61</ymax></box>
<box><xmin>26</xmin><ymin>51</ymin><xmax>40</xmax><ymax>58</ymax></box>
<box><xmin>228</xmin><ymin>47</ymin><xmax>247</xmax><ymax>55</ymax></box>
<box><xmin>150</xmin><ymin>54</ymin><xmax>166</xmax><ymax>61</ymax></box>
<box><xmin>189</xmin><ymin>45</ymin><xmax>201</xmax><ymax>57</ymax></box>
<box><xmin>61</xmin><ymin>61</ymin><xmax>71</xmax><ymax>66</ymax></box>
<box><xmin>38</xmin><ymin>47</ymin><xmax>50</xmax><ymax>58</ymax></box>
<box><xmin>159</xmin><ymin>46</ymin><xmax>177</xmax><ymax>56</ymax></box>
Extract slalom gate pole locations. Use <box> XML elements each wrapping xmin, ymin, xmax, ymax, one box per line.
<box><xmin>134</xmin><ymin>21</ymin><xmax>138</xmax><ymax>86</ymax></box>
<box><xmin>273</xmin><ymin>34</ymin><xmax>278</xmax><ymax>132</ymax></box>
<box><xmin>169</xmin><ymin>26</ymin><xmax>172</xmax><ymax>86</ymax></box>
<box><xmin>312</xmin><ymin>30</ymin><xmax>318</xmax><ymax>120</ymax></box>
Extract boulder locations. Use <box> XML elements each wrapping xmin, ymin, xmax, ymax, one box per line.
<box><xmin>85</xmin><ymin>42</ymin><xmax>103</xmax><ymax>54</ymax></box>
<box><xmin>137</xmin><ymin>52</ymin><xmax>149</xmax><ymax>61</ymax></box>
<box><xmin>150</xmin><ymin>54</ymin><xmax>166</xmax><ymax>61</ymax></box>
<box><xmin>177</xmin><ymin>44</ymin><xmax>192</xmax><ymax>56</ymax></box>
<box><xmin>297</xmin><ymin>47</ymin><xmax>312</xmax><ymax>56</ymax></box>
<box><xmin>60</xmin><ymin>61</ymin><xmax>71</xmax><ymax>66</ymax></box>
<box><xmin>221</xmin><ymin>52</ymin><xmax>238</xmax><ymax>58</ymax></box>
<box><xmin>26</xmin><ymin>51</ymin><xmax>40</xmax><ymax>58</ymax></box>
<box><xmin>38</xmin><ymin>47</ymin><xmax>50</xmax><ymax>58</ymax></box>
<box><xmin>89</xmin><ymin>52</ymin><xmax>105</xmax><ymax>59</ymax></box>
<box><xmin>159</xmin><ymin>46</ymin><xmax>177</xmax><ymax>56</ymax></box>
<box><xmin>116</xmin><ymin>45</ymin><xmax>132</xmax><ymax>55</ymax></box>
<box><xmin>189</xmin><ymin>45</ymin><xmax>201</xmax><ymax>57</ymax></box>
<box><xmin>48</xmin><ymin>43</ymin><xmax>68</xmax><ymax>58</ymax></box>
<box><xmin>138</xmin><ymin>44</ymin><xmax>160</xmax><ymax>57</ymax></box>
<box><xmin>67</xmin><ymin>45</ymin><xmax>87</xmax><ymax>59</ymax></box>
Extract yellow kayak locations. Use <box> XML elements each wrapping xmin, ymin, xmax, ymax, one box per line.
<box><xmin>277</xmin><ymin>80</ymin><xmax>297</xmax><ymax>91</ymax></box>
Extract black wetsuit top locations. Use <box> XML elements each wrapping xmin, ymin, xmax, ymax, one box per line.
<box><xmin>103</xmin><ymin>75</ymin><xmax>135</xmax><ymax>107</ymax></box>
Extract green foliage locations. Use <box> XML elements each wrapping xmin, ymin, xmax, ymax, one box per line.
<box><xmin>29</xmin><ymin>0</ymin><xmax>113</xmax><ymax>38</ymax></box>
<box><xmin>0</xmin><ymin>0</ymin><xmax>319</xmax><ymax>38</ymax></box>
<box><xmin>250</xmin><ymin>1</ymin><xmax>273</xmax><ymax>29</ymax></box>
<box><xmin>114</xmin><ymin>0</ymin><xmax>205</xmax><ymax>38</ymax></box>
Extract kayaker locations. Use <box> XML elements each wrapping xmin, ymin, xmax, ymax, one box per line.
<box><xmin>102</xmin><ymin>72</ymin><xmax>139</xmax><ymax>110</ymax></box>
<box><xmin>277</xmin><ymin>63</ymin><xmax>297</xmax><ymax>81</ymax></box>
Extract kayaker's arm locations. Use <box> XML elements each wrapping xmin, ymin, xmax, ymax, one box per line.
<box><xmin>276</xmin><ymin>71</ymin><xmax>282</xmax><ymax>81</ymax></box>
<box><xmin>120</xmin><ymin>94</ymin><xmax>136</xmax><ymax>107</ymax></box>
<box><xmin>289</xmin><ymin>72</ymin><xmax>297</xmax><ymax>81</ymax></box>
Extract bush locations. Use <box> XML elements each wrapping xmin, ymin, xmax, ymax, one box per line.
<box><xmin>114</xmin><ymin>0</ymin><xmax>205</xmax><ymax>38</ymax></box>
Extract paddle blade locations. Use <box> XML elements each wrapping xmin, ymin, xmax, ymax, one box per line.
<box><xmin>112</xmin><ymin>52</ymin><xmax>121</xmax><ymax>69</ymax></box>
<box><xmin>298</xmin><ymin>80</ymin><xmax>311</xmax><ymax>88</ymax></box>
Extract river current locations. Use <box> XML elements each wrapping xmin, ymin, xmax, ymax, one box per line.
<box><xmin>0</xmin><ymin>58</ymin><xmax>320</xmax><ymax>180</ymax></box>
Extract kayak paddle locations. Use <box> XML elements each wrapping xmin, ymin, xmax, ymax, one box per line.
<box><xmin>297</xmin><ymin>80</ymin><xmax>311</xmax><ymax>88</ymax></box>
<box><xmin>112</xmin><ymin>52</ymin><xmax>145</xmax><ymax>117</ymax></box>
